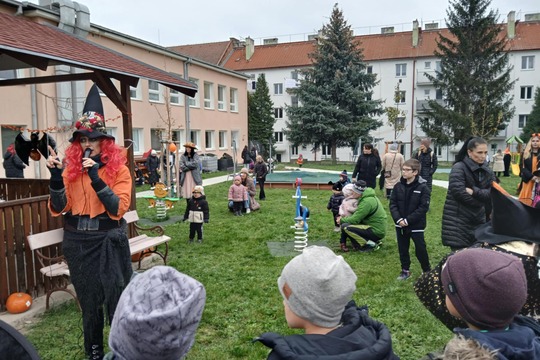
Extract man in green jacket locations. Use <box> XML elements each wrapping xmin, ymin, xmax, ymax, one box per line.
<box><xmin>338</xmin><ymin>181</ymin><xmax>387</xmax><ymax>252</ymax></box>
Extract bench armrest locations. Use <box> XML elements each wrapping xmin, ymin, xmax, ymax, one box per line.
<box><xmin>132</xmin><ymin>222</ymin><xmax>165</xmax><ymax>237</ymax></box>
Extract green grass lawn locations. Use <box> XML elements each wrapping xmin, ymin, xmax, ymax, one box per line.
<box><xmin>25</xmin><ymin>168</ymin><xmax>521</xmax><ymax>360</ymax></box>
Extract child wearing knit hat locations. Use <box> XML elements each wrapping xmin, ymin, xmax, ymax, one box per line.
<box><xmin>432</xmin><ymin>248</ymin><xmax>540</xmax><ymax>359</ymax></box>
<box><xmin>255</xmin><ymin>246</ymin><xmax>399</xmax><ymax>359</ymax></box>
<box><xmin>104</xmin><ymin>266</ymin><xmax>206</xmax><ymax>360</ymax></box>
<box><xmin>228</xmin><ymin>175</ymin><xmax>247</xmax><ymax>216</ymax></box>
<box><xmin>183</xmin><ymin>185</ymin><xmax>209</xmax><ymax>243</ymax></box>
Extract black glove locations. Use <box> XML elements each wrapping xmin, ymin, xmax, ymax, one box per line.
<box><xmin>87</xmin><ymin>164</ymin><xmax>100</xmax><ymax>182</ymax></box>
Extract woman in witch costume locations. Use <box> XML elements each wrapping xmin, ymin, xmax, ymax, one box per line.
<box><xmin>518</xmin><ymin>133</ymin><xmax>540</xmax><ymax>206</ymax></box>
<box><xmin>46</xmin><ymin>85</ymin><xmax>132</xmax><ymax>360</ymax></box>
<box><xmin>179</xmin><ymin>142</ymin><xmax>202</xmax><ymax>201</ymax></box>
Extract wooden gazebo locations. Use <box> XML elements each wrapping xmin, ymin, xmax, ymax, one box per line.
<box><xmin>0</xmin><ymin>9</ymin><xmax>197</xmax><ymax>310</ymax></box>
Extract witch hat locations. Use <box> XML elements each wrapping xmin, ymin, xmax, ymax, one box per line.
<box><xmin>475</xmin><ymin>182</ymin><xmax>540</xmax><ymax>245</ymax></box>
<box><xmin>69</xmin><ymin>84</ymin><xmax>113</xmax><ymax>142</ymax></box>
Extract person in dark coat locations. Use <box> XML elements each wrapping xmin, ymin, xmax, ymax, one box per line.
<box><xmin>241</xmin><ymin>145</ymin><xmax>251</xmax><ymax>167</ymax></box>
<box><xmin>327</xmin><ymin>182</ymin><xmax>344</xmax><ymax>232</ymax></box>
<box><xmin>441</xmin><ymin>137</ymin><xmax>495</xmax><ymax>250</ymax></box>
<box><xmin>3</xmin><ymin>143</ymin><xmax>26</xmax><ymax>178</ymax></box>
<box><xmin>253</xmin><ymin>155</ymin><xmax>268</xmax><ymax>200</ymax></box>
<box><xmin>0</xmin><ymin>319</ymin><xmax>41</xmax><ymax>360</ymax></box>
<box><xmin>503</xmin><ymin>147</ymin><xmax>511</xmax><ymax>177</ymax></box>
<box><xmin>389</xmin><ymin>159</ymin><xmax>431</xmax><ymax>281</ymax></box>
<box><xmin>145</xmin><ymin>149</ymin><xmax>160</xmax><ymax>189</ymax></box>
<box><xmin>352</xmin><ymin>143</ymin><xmax>381</xmax><ymax>189</ymax></box>
<box><xmin>255</xmin><ymin>246</ymin><xmax>399</xmax><ymax>360</ymax></box>
<box><xmin>413</xmin><ymin>138</ymin><xmax>438</xmax><ymax>191</ymax></box>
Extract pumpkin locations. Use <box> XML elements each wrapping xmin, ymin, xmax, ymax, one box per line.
<box><xmin>131</xmin><ymin>248</ymin><xmax>156</xmax><ymax>262</ymax></box>
<box><xmin>6</xmin><ymin>292</ymin><xmax>33</xmax><ymax>314</ymax></box>
<box><xmin>169</xmin><ymin>143</ymin><xmax>177</xmax><ymax>153</ymax></box>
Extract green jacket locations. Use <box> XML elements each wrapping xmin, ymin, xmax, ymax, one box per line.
<box><xmin>340</xmin><ymin>187</ymin><xmax>387</xmax><ymax>239</ymax></box>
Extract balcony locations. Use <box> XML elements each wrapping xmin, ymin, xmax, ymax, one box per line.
<box><xmin>416</xmin><ymin>69</ymin><xmax>437</xmax><ymax>85</ymax></box>
<box><xmin>416</xmin><ymin>99</ymin><xmax>444</xmax><ymax>113</ymax></box>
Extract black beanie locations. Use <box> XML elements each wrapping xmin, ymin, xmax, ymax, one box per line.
<box><xmin>441</xmin><ymin>248</ymin><xmax>527</xmax><ymax>330</ymax></box>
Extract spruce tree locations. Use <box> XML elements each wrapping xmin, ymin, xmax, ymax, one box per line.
<box><xmin>285</xmin><ymin>4</ymin><xmax>383</xmax><ymax>163</ymax></box>
<box><xmin>419</xmin><ymin>0</ymin><xmax>514</xmax><ymax>144</ymax></box>
<box><xmin>521</xmin><ymin>88</ymin><xmax>540</xmax><ymax>140</ymax></box>
<box><xmin>248</xmin><ymin>74</ymin><xmax>275</xmax><ymax>157</ymax></box>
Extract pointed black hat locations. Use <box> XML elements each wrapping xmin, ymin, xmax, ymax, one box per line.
<box><xmin>70</xmin><ymin>84</ymin><xmax>113</xmax><ymax>142</ymax></box>
<box><xmin>475</xmin><ymin>182</ymin><xmax>540</xmax><ymax>244</ymax></box>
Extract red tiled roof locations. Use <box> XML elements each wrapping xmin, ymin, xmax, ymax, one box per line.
<box><xmin>0</xmin><ymin>12</ymin><xmax>197</xmax><ymax>95</ymax></box>
<box><xmin>223</xmin><ymin>21</ymin><xmax>540</xmax><ymax>71</ymax></box>
<box><xmin>168</xmin><ymin>41</ymin><xmax>232</xmax><ymax>65</ymax></box>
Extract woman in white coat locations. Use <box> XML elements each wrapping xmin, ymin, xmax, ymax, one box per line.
<box><xmin>381</xmin><ymin>143</ymin><xmax>404</xmax><ymax>199</ymax></box>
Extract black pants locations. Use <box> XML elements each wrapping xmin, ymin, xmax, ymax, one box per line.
<box><xmin>332</xmin><ymin>212</ymin><xmax>339</xmax><ymax>226</ymax></box>
<box><xmin>233</xmin><ymin>201</ymin><xmax>243</xmax><ymax>213</ymax></box>
<box><xmin>340</xmin><ymin>223</ymin><xmax>381</xmax><ymax>249</ymax></box>
<box><xmin>396</xmin><ymin>228</ymin><xmax>430</xmax><ymax>272</ymax></box>
<box><xmin>189</xmin><ymin>222</ymin><xmax>203</xmax><ymax>240</ymax></box>
<box><xmin>257</xmin><ymin>178</ymin><xmax>266</xmax><ymax>200</ymax></box>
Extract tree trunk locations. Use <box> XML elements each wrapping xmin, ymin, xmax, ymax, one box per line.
<box><xmin>331</xmin><ymin>142</ymin><xmax>337</xmax><ymax>165</ymax></box>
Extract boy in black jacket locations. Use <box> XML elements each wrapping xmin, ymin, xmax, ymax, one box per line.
<box><xmin>183</xmin><ymin>185</ymin><xmax>209</xmax><ymax>243</ymax></box>
<box><xmin>389</xmin><ymin>159</ymin><xmax>431</xmax><ymax>280</ymax></box>
<box><xmin>327</xmin><ymin>182</ymin><xmax>344</xmax><ymax>232</ymax></box>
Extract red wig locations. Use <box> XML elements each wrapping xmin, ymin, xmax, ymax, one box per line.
<box><xmin>6</xmin><ymin>144</ymin><xmax>15</xmax><ymax>154</ymax></box>
<box><xmin>64</xmin><ymin>137</ymin><xmax>127</xmax><ymax>185</ymax></box>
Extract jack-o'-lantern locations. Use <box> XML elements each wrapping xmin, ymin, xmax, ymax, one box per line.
<box><xmin>6</xmin><ymin>292</ymin><xmax>32</xmax><ymax>314</ymax></box>
<box><xmin>154</xmin><ymin>182</ymin><xmax>168</xmax><ymax>198</ymax></box>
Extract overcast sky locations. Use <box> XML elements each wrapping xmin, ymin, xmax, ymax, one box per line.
<box><xmin>30</xmin><ymin>0</ymin><xmax>537</xmax><ymax>46</ymax></box>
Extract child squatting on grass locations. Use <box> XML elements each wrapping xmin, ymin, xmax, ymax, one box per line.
<box><xmin>183</xmin><ymin>185</ymin><xmax>209</xmax><ymax>243</ymax></box>
<box><xmin>389</xmin><ymin>158</ymin><xmax>431</xmax><ymax>280</ymax></box>
<box><xmin>423</xmin><ymin>248</ymin><xmax>540</xmax><ymax>359</ymax></box>
<box><xmin>255</xmin><ymin>245</ymin><xmax>399</xmax><ymax>359</ymax></box>
<box><xmin>228</xmin><ymin>175</ymin><xmax>248</xmax><ymax>216</ymax></box>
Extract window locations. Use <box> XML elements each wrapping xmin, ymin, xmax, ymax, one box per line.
<box><xmin>395</xmin><ymin>63</ymin><xmax>407</xmax><ymax>77</ymax></box>
<box><xmin>395</xmin><ymin>90</ymin><xmax>406</xmax><ymax>104</ymax></box>
<box><xmin>190</xmin><ymin>130</ymin><xmax>200</xmax><ymax>146</ymax></box>
<box><xmin>148</xmin><ymin>80</ymin><xmax>162</xmax><ymax>102</ymax></box>
<box><xmin>291</xmin><ymin>146</ymin><xmax>298</xmax><ymax>155</ymax></box>
<box><xmin>0</xmin><ymin>69</ymin><xmax>18</xmax><ymax>79</ymax></box>
<box><xmin>103</xmin><ymin>127</ymin><xmax>117</xmax><ymax>139</ymax></box>
<box><xmin>522</xmin><ymin>56</ymin><xmax>535</xmax><ymax>70</ymax></box>
<box><xmin>219</xmin><ymin>130</ymin><xmax>227</xmax><ymax>149</ymax></box>
<box><xmin>130</xmin><ymin>82</ymin><xmax>141</xmax><ymax>100</ymax></box>
<box><xmin>521</xmin><ymin>86</ymin><xmax>533</xmax><ymax>100</ymax></box>
<box><xmin>291</xmin><ymin>96</ymin><xmax>298</xmax><ymax>108</ymax></box>
<box><xmin>425</xmin><ymin>61</ymin><xmax>431</xmax><ymax>69</ymax></box>
<box><xmin>204</xmin><ymin>82</ymin><xmax>214</xmax><ymax>109</ymax></box>
<box><xmin>188</xmin><ymin>78</ymin><xmax>199</xmax><ymax>107</ymax></box>
<box><xmin>274</xmin><ymin>132</ymin><xmax>283</xmax><ymax>142</ymax></box>
<box><xmin>274</xmin><ymin>108</ymin><xmax>284</xmax><ymax>118</ymax></box>
<box><xmin>169</xmin><ymin>88</ymin><xmax>183</xmax><ymax>105</ymax></box>
<box><xmin>217</xmin><ymin>85</ymin><xmax>226</xmax><ymax>111</ymax></box>
<box><xmin>435</xmin><ymin>61</ymin><xmax>442</xmax><ymax>72</ymax></box>
<box><xmin>230</xmin><ymin>88</ymin><xmax>238</xmax><ymax>112</ymax></box>
<box><xmin>132</xmin><ymin>128</ymin><xmax>144</xmax><ymax>154</ymax></box>
<box><xmin>435</xmin><ymin>89</ymin><xmax>443</xmax><ymax>100</ymax></box>
<box><xmin>205</xmin><ymin>130</ymin><xmax>215</xmax><ymax>149</ymax></box>
<box><xmin>322</xmin><ymin>144</ymin><xmax>331</xmax><ymax>156</ymax></box>
<box><xmin>424</xmin><ymin>89</ymin><xmax>430</xmax><ymax>99</ymax></box>
<box><xmin>366</xmin><ymin>66</ymin><xmax>373</xmax><ymax>74</ymax></box>
<box><xmin>274</xmin><ymin>83</ymin><xmax>283</xmax><ymax>95</ymax></box>
<box><xmin>2</xmin><ymin>126</ymin><xmax>23</xmax><ymax>153</ymax></box>
<box><xmin>250</xmin><ymin>80</ymin><xmax>257</xmax><ymax>90</ymax></box>
<box><xmin>519</xmin><ymin>114</ymin><xmax>528</xmax><ymax>128</ymax></box>
<box><xmin>291</xmin><ymin>71</ymin><xmax>298</xmax><ymax>80</ymax></box>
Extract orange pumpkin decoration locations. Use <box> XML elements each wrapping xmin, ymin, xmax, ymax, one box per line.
<box><xmin>169</xmin><ymin>143</ymin><xmax>177</xmax><ymax>153</ymax></box>
<box><xmin>131</xmin><ymin>248</ymin><xmax>155</xmax><ymax>262</ymax></box>
<box><xmin>6</xmin><ymin>292</ymin><xmax>33</xmax><ymax>314</ymax></box>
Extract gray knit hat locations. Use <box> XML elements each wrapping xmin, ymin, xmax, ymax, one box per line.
<box><xmin>441</xmin><ymin>248</ymin><xmax>527</xmax><ymax>330</ymax></box>
<box><xmin>109</xmin><ymin>266</ymin><xmax>206</xmax><ymax>360</ymax></box>
<box><xmin>278</xmin><ymin>246</ymin><xmax>357</xmax><ymax>328</ymax></box>
<box><xmin>351</xmin><ymin>180</ymin><xmax>367</xmax><ymax>195</ymax></box>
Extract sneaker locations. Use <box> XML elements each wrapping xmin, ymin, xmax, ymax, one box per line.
<box><xmin>197</xmin><ymin>239</ymin><xmax>203</xmax><ymax>243</ymax></box>
<box><xmin>188</xmin><ymin>239</ymin><xmax>194</xmax><ymax>244</ymax></box>
<box><xmin>334</xmin><ymin>226</ymin><xmax>341</xmax><ymax>232</ymax></box>
<box><xmin>150</xmin><ymin>186</ymin><xmax>156</xmax><ymax>190</ymax></box>
<box><xmin>397</xmin><ymin>270</ymin><xmax>411</xmax><ymax>280</ymax></box>
<box><xmin>340</xmin><ymin>243</ymin><xmax>349</xmax><ymax>252</ymax></box>
<box><xmin>246</xmin><ymin>208</ymin><xmax>251</xmax><ymax>214</ymax></box>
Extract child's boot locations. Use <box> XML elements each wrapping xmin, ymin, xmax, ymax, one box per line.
<box><xmin>340</xmin><ymin>243</ymin><xmax>349</xmax><ymax>252</ymax></box>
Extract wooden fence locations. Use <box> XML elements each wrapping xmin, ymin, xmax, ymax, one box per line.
<box><xmin>0</xmin><ymin>179</ymin><xmax>63</xmax><ymax>312</ymax></box>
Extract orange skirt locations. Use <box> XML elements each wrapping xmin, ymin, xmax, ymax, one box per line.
<box><xmin>518</xmin><ymin>180</ymin><xmax>536</xmax><ymax>206</ymax></box>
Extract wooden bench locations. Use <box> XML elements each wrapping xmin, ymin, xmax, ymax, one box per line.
<box><xmin>26</xmin><ymin>210</ymin><xmax>171</xmax><ymax>310</ymax></box>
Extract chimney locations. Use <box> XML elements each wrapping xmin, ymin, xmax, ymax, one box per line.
<box><xmin>507</xmin><ymin>11</ymin><xmax>516</xmax><ymax>39</ymax></box>
<box><xmin>412</xmin><ymin>20</ymin><xmax>419</xmax><ymax>47</ymax></box>
<box><xmin>245</xmin><ymin>37</ymin><xmax>255</xmax><ymax>61</ymax></box>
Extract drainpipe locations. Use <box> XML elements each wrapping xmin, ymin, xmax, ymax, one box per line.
<box><xmin>184</xmin><ymin>58</ymin><xmax>192</xmax><ymax>142</ymax></box>
<box><xmin>30</xmin><ymin>68</ymin><xmax>40</xmax><ymax>178</ymax></box>
<box><xmin>410</xmin><ymin>59</ymin><xmax>416</xmax><ymax>158</ymax></box>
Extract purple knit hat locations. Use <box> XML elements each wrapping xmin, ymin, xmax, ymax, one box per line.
<box><xmin>441</xmin><ymin>248</ymin><xmax>527</xmax><ymax>330</ymax></box>
<box><xmin>109</xmin><ymin>266</ymin><xmax>206</xmax><ymax>360</ymax></box>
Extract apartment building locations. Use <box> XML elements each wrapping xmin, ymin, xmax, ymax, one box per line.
<box><xmin>0</xmin><ymin>0</ymin><xmax>248</xmax><ymax>178</ymax></box>
<box><xmin>176</xmin><ymin>12</ymin><xmax>540</xmax><ymax>162</ymax></box>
